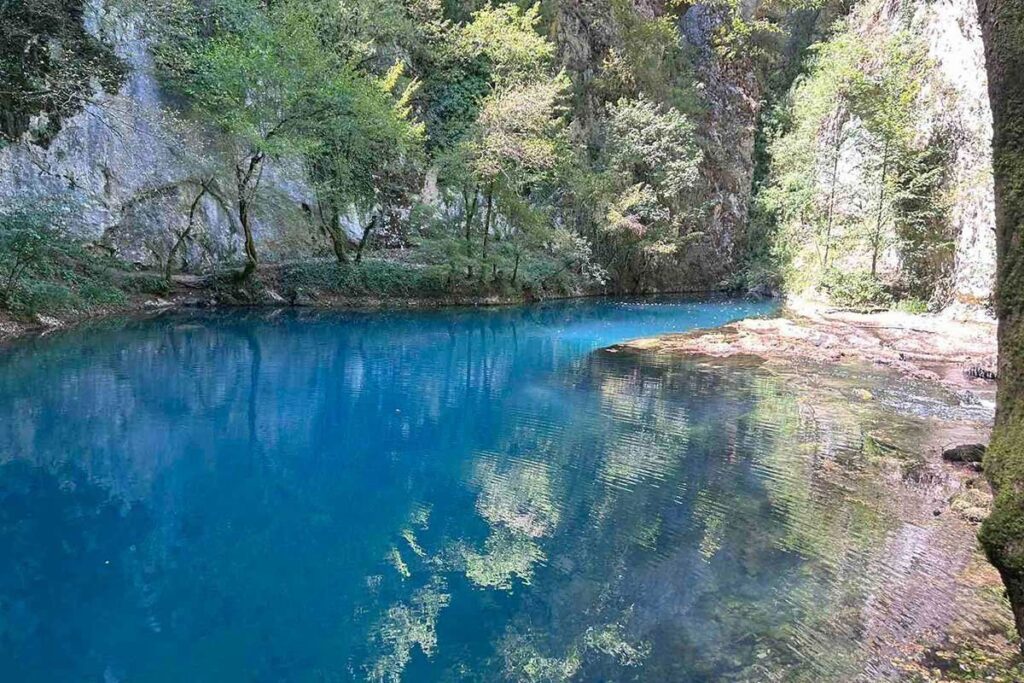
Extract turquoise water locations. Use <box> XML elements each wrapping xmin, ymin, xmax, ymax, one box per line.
<box><xmin>0</xmin><ymin>298</ymin><xmax>978</xmax><ymax>681</ymax></box>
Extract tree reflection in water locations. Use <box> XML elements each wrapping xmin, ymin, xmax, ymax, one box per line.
<box><xmin>0</xmin><ymin>302</ymin><xmax>984</xmax><ymax>681</ymax></box>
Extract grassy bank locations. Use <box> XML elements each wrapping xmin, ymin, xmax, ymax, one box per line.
<box><xmin>0</xmin><ymin>223</ymin><xmax>611</xmax><ymax>342</ymax></box>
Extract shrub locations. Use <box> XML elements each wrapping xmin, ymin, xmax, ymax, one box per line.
<box><xmin>13</xmin><ymin>281</ymin><xmax>78</xmax><ymax>314</ymax></box>
<box><xmin>277</xmin><ymin>260</ymin><xmax>451</xmax><ymax>299</ymax></box>
<box><xmin>894</xmin><ymin>297</ymin><xmax>929</xmax><ymax>314</ymax></box>
<box><xmin>0</xmin><ymin>206</ymin><xmax>132</xmax><ymax>317</ymax></box>
<box><xmin>820</xmin><ymin>269</ymin><xmax>892</xmax><ymax>310</ymax></box>
<box><xmin>124</xmin><ymin>274</ymin><xmax>172</xmax><ymax>296</ymax></box>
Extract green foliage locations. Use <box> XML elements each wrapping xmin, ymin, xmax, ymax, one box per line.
<box><xmin>706</xmin><ymin>0</ymin><xmax>826</xmax><ymax>72</ymax></box>
<box><xmin>308</xmin><ymin>62</ymin><xmax>426</xmax><ymax>262</ymax></box>
<box><xmin>891</xmin><ymin>139</ymin><xmax>956</xmax><ymax>300</ymax></box>
<box><xmin>0</xmin><ymin>207</ymin><xmax>129</xmax><ymax>317</ymax></box>
<box><xmin>820</xmin><ymin>269</ymin><xmax>892</xmax><ymax>310</ymax></box>
<box><xmin>124</xmin><ymin>273</ymin><xmax>173</xmax><ymax>297</ymax></box>
<box><xmin>755</xmin><ymin>8</ymin><xmax>954</xmax><ymax>306</ymax></box>
<box><xmin>596</xmin><ymin>96</ymin><xmax>703</xmax><ymax>291</ymax></box>
<box><xmin>893</xmin><ymin>297</ymin><xmax>929</xmax><ymax>314</ymax></box>
<box><xmin>159</xmin><ymin>0</ymin><xmax>344</xmax><ymax>158</ymax></box>
<box><xmin>138</xmin><ymin>0</ymin><xmax>705</xmax><ymax>294</ymax></box>
<box><xmin>0</xmin><ymin>0</ymin><xmax>127</xmax><ymax>146</ymax></box>
<box><xmin>455</xmin><ymin>3</ymin><xmax>553</xmax><ymax>85</ymax></box>
<box><xmin>153</xmin><ymin>0</ymin><xmax>428</xmax><ymax>273</ymax></box>
<box><xmin>277</xmin><ymin>260</ymin><xmax>450</xmax><ymax>299</ymax></box>
<box><xmin>464</xmin><ymin>77</ymin><xmax>569</xmax><ymax>183</ymax></box>
<box><xmin>592</xmin><ymin>0</ymin><xmax>699</xmax><ymax>112</ymax></box>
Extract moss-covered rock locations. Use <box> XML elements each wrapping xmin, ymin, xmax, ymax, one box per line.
<box><xmin>975</xmin><ymin>0</ymin><xmax>1024</xmax><ymax>648</ymax></box>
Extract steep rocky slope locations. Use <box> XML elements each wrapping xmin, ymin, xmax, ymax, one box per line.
<box><xmin>857</xmin><ymin>0</ymin><xmax>996</xmax><ymax>314</ymax></box>
<box><xmin>0</xmin><ymin>0</ymin><xmax>318</xmax><ymax>271</ymax></box>
<box><xmin>0</xmin><ymin>0</ymin><xmax>998</xmax><ymax>306</ymax></box>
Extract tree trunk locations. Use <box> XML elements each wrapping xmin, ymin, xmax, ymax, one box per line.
<box><xmin>822</xmin><ymin>112</ymin><xmax>847</xmax><ymax>270</ymax></box>
<box><xmin>166</xmin><ymin>179</ymin><xmax>210</xmax><ymax>281</ymax></box>
<box><xmin>976</xmin><ymin>0</ymin><xmax>1024</xmax><ymax>649</ymax></box>
<box><xmin>235</xmin><ymin>152</ymin><xmax>264</xmax><ymax>281</ymax></box>
<box><xmin>482</xmin><ymin>182</ymin><xmax>494</xmax><ymax>269</ymax></box>
<box><xmin>871</xmin><ymin>139</ymin><xmax>890</xmax><ymax>278</ymax></box>
<box><xmin>324</xmin><ymin>207</ymin><xmax>349</xmax><ymax>264</ymax></box>
<box><xmin>463</xmin><ymin>188</ymin><xmax>478</xmax><ymax>278</ymax></box>
<box><xmin>355</xmin><ymin>212</ymin><xmax>380</xmax><ymax>264</ymax></box>
<box><xmin>239</xmin><ymin>198</ymin><xmax>258</xmax><ymax>280</ymax></box>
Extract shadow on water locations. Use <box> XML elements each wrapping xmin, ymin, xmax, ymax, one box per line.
<box><xmin>0</xmin><ymin>297</ymin><xmax>987</xmax><ymax>681</ymax></box>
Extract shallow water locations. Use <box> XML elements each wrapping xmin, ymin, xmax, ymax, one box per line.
<box><xmin>0</xmin><ymin>298</ymin><xmax>986</xmax><ymax>681</ymax></box>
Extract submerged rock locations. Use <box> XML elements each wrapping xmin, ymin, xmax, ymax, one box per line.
<box><xmin>942</xmin><ymin>443</ymin><xmax>987</xmax><ymax>463</ymax></box>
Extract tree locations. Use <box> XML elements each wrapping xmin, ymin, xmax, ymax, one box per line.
<box><xmin>429</xmin><ymin>3</ymin><xmax>567</xmax><ymax>281</ymax></box>
<box><xmin>850</xmin><ymin>33</ymin><xmax>931</xmax><ymax>278</ymax></box>
<box><xmin>759</xmin><ymin>23</ymin><xmax>950</xmax><ymax>301</ymax></box>
<box><xmin>158</xmin><ymin>0</ymin><xmax>344</xmax><ymax>278</ymax></box>
<box><xmin>0</xmin><ymin>0</ymin><xmax>126</xmax><ymax>146</ymax></box>
<box><xmin>976</xmin><ymin>0</ymin><xmax>1024</xmax><ymax>649</ymax></box>
<box><xmin>760</xmin><ymin>28</ymin><xmax>870</xmax><ymax>280</ymax></box>
<box><xmin>459</xmin><ymin>77</ymin><xmax>569</xmax><ymax>277</ymax></box>
<box><xmin>598</xmin><ymin>96</ymin><xmax>702</xmax><ymax>292</ymax></box>
<box><xmin>307</xmin><ymin>63</ymin><xmax>425</xmax><ymax>263</ymax></box>
<box><xmin>453</xmin><ymin>2</ymin><xmax>553</xmax><ymax>86</ymax></box>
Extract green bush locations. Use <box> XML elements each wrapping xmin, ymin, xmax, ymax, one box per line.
<box><xmin>78</xmin><ymin>281</ymin><xmax>129</xmax><ymax>307</ymax></box>
<box><xmin>124</xmin><ymin>274</ymin><xmax>172</xmax><ymax>296</ymax></box>
<box><xmin>13</xmin><ymin>281</ymin><xmax>78</xmax><ymax>314</ymax></box>
<box><xmin>278</xmin><ymin>260</ymin><xmax>451</xmax><ymax>299</ymax></box>
<box><xmin>722</xmin><ymin>259</ymin><xmax>784</xmax><ymax>296</ymax></box>
<box><xmin>894</xmin><ymin>297</ymin><xmax>929</xmax><ymax>314</ymax></box>
<box><xmin>0</xmin><ymin>206</ymin><xmax>133</xmax><ymax>317</ymax></box>
<box><xmin>820</xmin><ymin>269</ymin><xmax>892</xmax><ymax>310</ymax></box>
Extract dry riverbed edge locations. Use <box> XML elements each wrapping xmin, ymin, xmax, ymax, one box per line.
<box><xmin>609</xmin><ymin>302</ymin><xmax>1024</xmax><ymax>680</ymax></box>
<box><xmin>612</xmin><ymin>301</ymin><xmax>999</xmax><ymax>400</ymax></box>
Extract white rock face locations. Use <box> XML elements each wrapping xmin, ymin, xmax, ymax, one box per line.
<box><xmin>0</xmin><ymin>0</ymin><xmax>318</xmax><ymax>270</ymax></box>
<box><xmin>800</xmin><ymin>0</ymin><xmax>995</xmax><ymax>314</ymax></box>
<box><xmin>864</xmin><ymin>0</ymin><xmax>995</xmax><ymax>314</ymax></box>
<box><xmin>908</xmin><ymin>0</ymin><xmax>997</xmax><ymax>317</ymax></box>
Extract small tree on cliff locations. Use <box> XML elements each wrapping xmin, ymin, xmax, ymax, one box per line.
<box><xmin>598</xmin><ymin>96</ymin><xmax>702</xmax><ymax>292</ymax></box>
<box><xmin>307</xmin><ymin>63</ymin><xmax>425</xmax><ymax>264</ymax></box>
<box><xmin>159</xmin><ymin>1</ymin><xmax>340</xmax><ymax>279</ymax></box>
<box><xmin>455</xmin><ymin>76</ymin><xmax>569</xmax><ymax>279</ymax></box>
<box><xmin>430</xmin><ymin>2</ymin><xmax>564</xmax><ymax>280</ymax></box>
<box><xmin>0</xmin><ymin>0</ymin><xmax>126</xmax><ymax>146</ymax></box>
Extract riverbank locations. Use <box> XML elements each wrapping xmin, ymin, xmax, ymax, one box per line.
<box><xmin>0</xmin><ymin>258</ymin><xmax>588</xmax><ymax>344</ymax></box>
<box><xmin>613</xmin><ymin>300</ymin><xmax>998</xmax><ymax>401</ymax></box>
<box><xmin>608</xmin><ymin>302</ymin><xmax>1024</xmax><ymax>679</ymax></box>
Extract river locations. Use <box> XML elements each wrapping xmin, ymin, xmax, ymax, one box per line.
<box><xmin>0</xmin><ymin>297</ymin><xmax>991</xmax><ymax>681</ymax></box>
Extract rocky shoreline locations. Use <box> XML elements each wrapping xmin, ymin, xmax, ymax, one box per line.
<box><xmin>611</xmin><ymin>301</ymin><xmax>999</xmax><ymax>403</ymax></box>
<box><xmin>0</xmin><ymin>290</ymin><xmax>530</xmax><ymax>345</ymax></box>
<box><xmin>0</xmin><ymin>268</ymin><xmax>544</xmax><ymax>345</ymax></box>
<box><xmin>606</xmin><ymin>302</ymin><xmax>1024</xmax><ymax>677</ymax></box>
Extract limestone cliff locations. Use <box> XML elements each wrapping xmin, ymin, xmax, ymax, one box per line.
<box><xmin>755</xmin><ymin>0</ymin><xmax>996</xmax><ymax>312</ymax></box>
<box><xmin>874</xmin><ymin>0</ymin><xmax>996</xmax><ymax>315</ymax></box>
<box><xmin>0</xmin><ymin>0</ymin><xmax>319</xmax><ymax>271</ymax></box>
<box><xmin>0</xmin><ymin>0</ymin><xmax>998</xmax><ymax>305</ymax></box>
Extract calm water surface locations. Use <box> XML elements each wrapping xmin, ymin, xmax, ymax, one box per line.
<box><xmin>0</xmin><ymin>298</ymin><xmax>983</xmax><ymax>681</ymax></box>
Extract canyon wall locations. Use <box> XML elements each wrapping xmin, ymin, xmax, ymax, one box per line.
<box><xmin>0</xmin><ymin>0</ymin><xmax>997</xmax><ymax>307</ymax></box>
<box><xmin>856</xmin><ymin>0</ymin><xmax>996</xmax><ymax>314</ymax></box>
<box><xmin>0</xmin><ymin>0</ymin><xmax>323</xmax><ymax>272</ymax></box>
